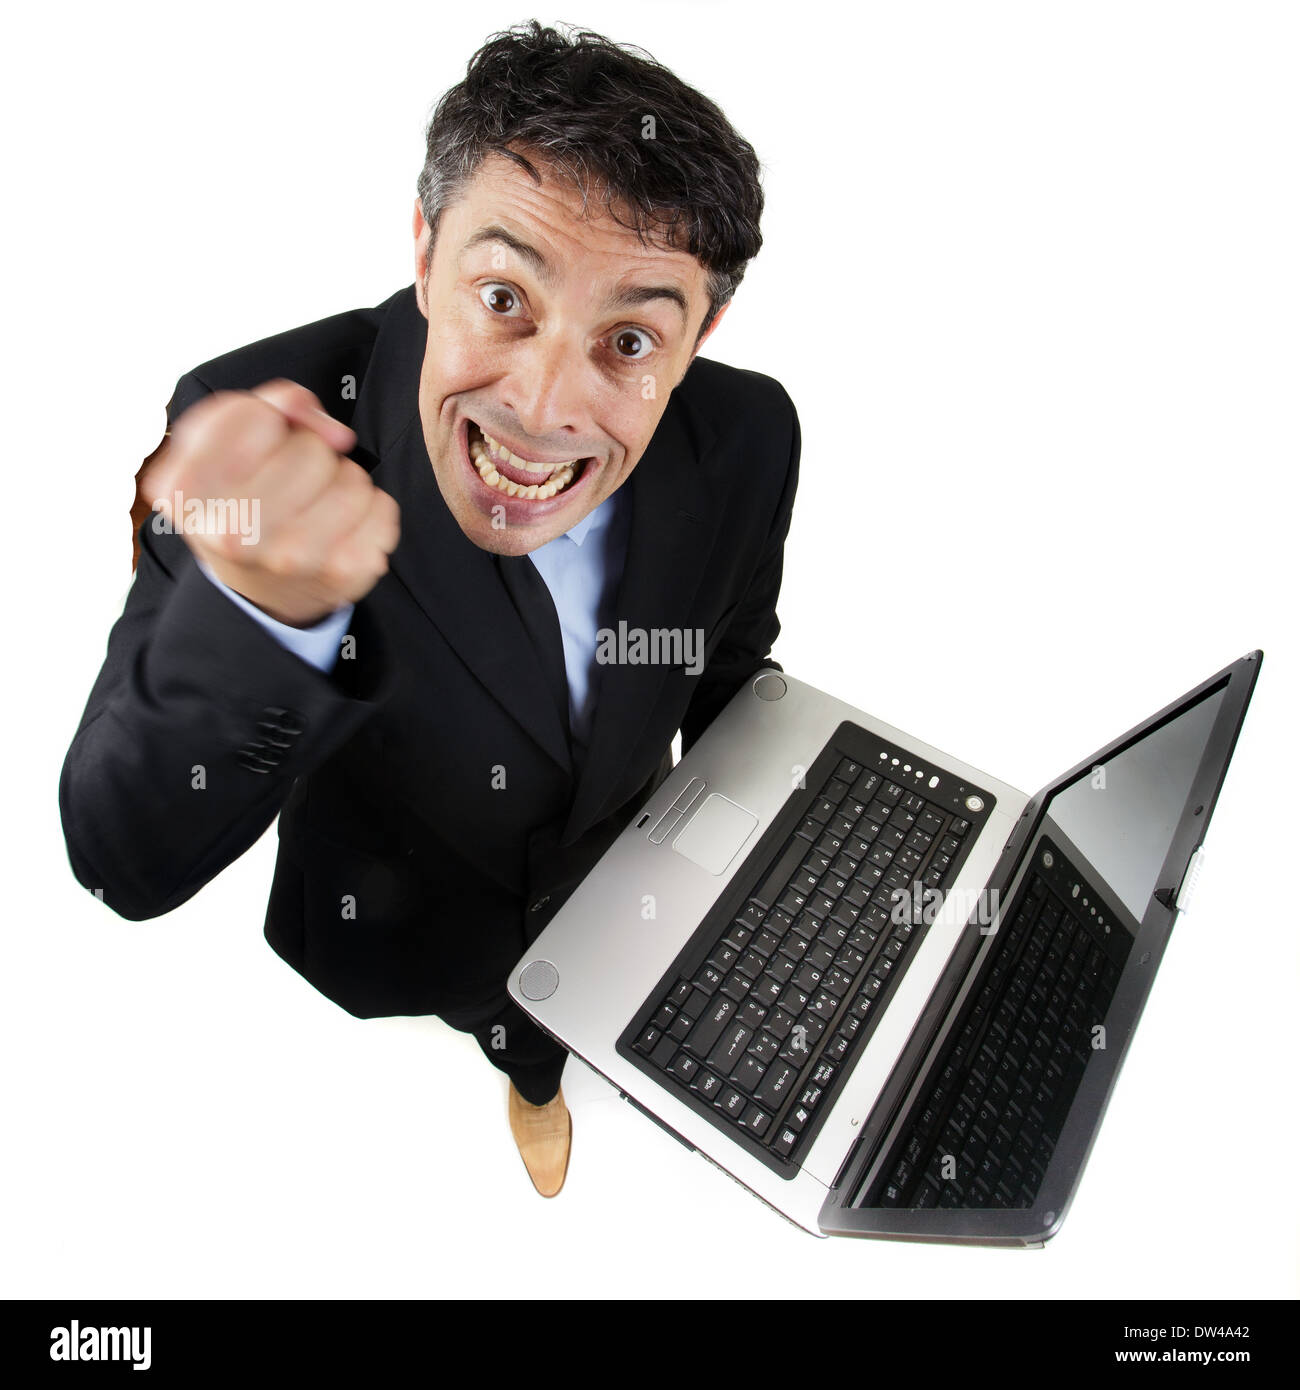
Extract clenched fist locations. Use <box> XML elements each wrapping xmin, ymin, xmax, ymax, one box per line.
<box><xmin>141</xmin><ymin>380</ymin><xmax>401</xmax><ymax>628</ymax></box>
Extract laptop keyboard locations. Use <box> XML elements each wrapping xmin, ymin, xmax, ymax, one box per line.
<box><xmin>865</xmin><ymin>846</ymin><xmax>1130</xmax><ymax>1210</ymax></box>
<box><xmin>624</xmin><ymin>749</ymin><xmax>989</xmax><ymax>1172</ymax></box>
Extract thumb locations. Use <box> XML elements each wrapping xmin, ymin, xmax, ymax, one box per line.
<box><xmin>139</xmin><ymin>434</ymin><xmax>179</xmax><ymax>518</ymax></box>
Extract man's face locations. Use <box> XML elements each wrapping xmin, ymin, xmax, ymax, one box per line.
<box><xmin>412</xmin><ymin>152</ymin><xmax>728</xmax><ymax>555</ymax></box>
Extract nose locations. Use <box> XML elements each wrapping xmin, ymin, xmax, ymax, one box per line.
<box><xmin>496</xmin><ymin>328</ymin><xmax>593</xmax><ymax>446</ymax></box>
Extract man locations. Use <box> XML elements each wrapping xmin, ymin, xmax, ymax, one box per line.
<box><xmin>60</xmin><ymin>21</ymin><xmax>800</xmax><ymax>1198</ymax></box>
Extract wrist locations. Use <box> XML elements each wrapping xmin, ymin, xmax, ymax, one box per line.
<box><xmin>198</xmin><ymin>557</ymin><xmax>336</xmax><ymax>629</ymax></box>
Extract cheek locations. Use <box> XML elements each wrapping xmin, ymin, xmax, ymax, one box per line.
<box><xmin>613</xmin><ymin>400</ymin><xmax>668</xmax><ymax>469</ymax></box>
<box><xmin>426</xmin><ymin>314</ymin><xmax>516</xmax><ymax>387</ymax></box>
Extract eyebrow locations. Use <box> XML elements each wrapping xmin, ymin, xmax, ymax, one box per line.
<box><xmin>459</xmin><ymin>224</ymin><xmax>690</xmax><ymax>326</ymax></box>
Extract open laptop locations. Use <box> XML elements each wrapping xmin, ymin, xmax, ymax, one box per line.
<box><xmin>507</xmin><ymin>651</ymin><xmax>1260</xmax><ymax>1244</ymax></box>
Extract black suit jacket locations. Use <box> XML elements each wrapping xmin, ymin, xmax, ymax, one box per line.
<box><xmin>60</xmin><ymin>284</ymin><xmax>801</xmax><ymax>1019</ymax></box>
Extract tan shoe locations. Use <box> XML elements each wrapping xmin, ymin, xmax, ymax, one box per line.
<box><xmin>507</xmin><ymin>1082</ymin><xmax>572</xmax><ymax>1198</ymax></box>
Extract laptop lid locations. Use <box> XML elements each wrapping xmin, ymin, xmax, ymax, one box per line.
<box><xmin>820</xmin><ymin>650</ymin><xmax>1262</xmax><ymax>1244</ymax></box>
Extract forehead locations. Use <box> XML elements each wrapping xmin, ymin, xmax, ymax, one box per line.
<box><xmin>442</xmin><ymin>151</ymin><xmax>708</xmax><ymax>292</ymax></box>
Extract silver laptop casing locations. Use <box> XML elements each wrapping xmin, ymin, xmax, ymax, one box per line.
<box><xmin>508</xmin><ymin>670</ymin><xmax>1027</xmax><ymax>1235</ymax></box>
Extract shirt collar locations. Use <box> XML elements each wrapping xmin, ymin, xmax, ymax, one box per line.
<box><xmin>561</xmin><ymin>485</ymin><xmax>623</xmax><ymax>548</ymax></box>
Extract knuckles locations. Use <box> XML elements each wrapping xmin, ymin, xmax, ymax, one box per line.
<box><xmin>171</xmin><ymin>392</ymin><xmax>290</xmax><ymax>484</ymax></box>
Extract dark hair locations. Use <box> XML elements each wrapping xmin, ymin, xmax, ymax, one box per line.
<box><xmin>416</xmin><ymin>20</ymin><xmax>764</xmax><ymax>342</ymax></box>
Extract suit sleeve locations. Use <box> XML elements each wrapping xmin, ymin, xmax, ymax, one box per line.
<box><xmin>59</xmin><ymin>371</ymin><xmax>395</xmax><ymax>920</ymax></box>
<box><xmin>679</xmin><ymin>392</ymin><xmax>801</xmax><ymax>756</ymax></box>
<box><xmin>194</xmin><ymin>554</ymin><xmax>356</xmax><ymax>673</ymax></box>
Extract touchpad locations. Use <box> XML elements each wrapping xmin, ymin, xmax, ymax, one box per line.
<box><xmin>672</xmin><ymin>794</ymin><xmax>758</xmax><ymax>875</ymax></box>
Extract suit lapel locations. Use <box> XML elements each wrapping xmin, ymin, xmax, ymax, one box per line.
<box><xmin>348</xmin><ymin>284</ymin><xmax>720</xmax><ymax>835</ymax></box>
<box><xmin>561</xmin><ymin>397</ymin><xmax>717</xmax><ymax>843</ymax></box>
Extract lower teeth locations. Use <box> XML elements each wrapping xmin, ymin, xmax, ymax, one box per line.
<box><xmin>468</xmin><ymin>425</ymin><xmax>581</xmax><ymax>499</ymax></box>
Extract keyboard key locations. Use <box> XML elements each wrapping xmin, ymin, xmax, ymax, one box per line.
<box><xmin>694</xmin><ymin>964</ymin><xmax>723</xmax><ymax>995</ymax></box>
<box><xmin>754</xmin><ymin>1063</ymin><xmax>799</xmax><ymax>1110</ymax></box>
<box><xmin>736</xmin><ymin>950</ymin><xmax>766</xmax><ymax>980</ymax></box>
<box><xmin>851</xmin><ymin>773</ymin><xmax>880</xmax><ymax>801</ymax></box>
<box><xmin>793</xmin><ymin>962</ymin><xmax>824</xmax><ymax>993</ymax></box>
<box><xmin>824</xmin><ymin>1034</ymin><xmax>850</xmax><ymax>1063</ymax></box>
<box><xmin>707</xmin><ymin>1024</ymin><xmax>753</xmax><ymax>1074</ymax></box>
<box><xmin>748</xmin><ymin>1031</ymin><xmax>780</xmax><ymax>1065</ymax></box>
<box><xmin>767</xmin><ymin>908</ymin><xmax>794</xmax><ymax>936</ymax></box>
<box><xmin>669</xmin><ymin>1051</ymin><xmax>699</xmax><ymax>1083</ymax></box>
<box><xmin>691</xmin><ymin>1070</ymin><xmax>723</xmax><ymax>1100</ymax></box>
<box><xmin>809</xmin><ymin>797</ymin><xmax>837</xmax><ymax>825</ymax></box>
<box><xmin>739</xmin><ymin>999</ymin><xmax>768</xmax><ymax>1030</ymax></box>
<box><xmin>753</xmin><ymin>928</ymin><xmax>782</xmax><ymax>958</ymax></box>
<box><xmin>683</xmin><ymin>997</ymin><xmax>736</xmax><ymax>1058</ymax></box>
<box><xmin>779</xmin><ymin>984</ymin><xmax>810</xmax><ymax>1015</ymax></box>
<box><xmin>824</xmin><ymin>968</ymin><xmax>853</xmax><ymax>999</ymax></box>
<box><xmin>766</xmin><ymin>954</ymin><xmax>796</xmax><ymax>984</ymax></box>
<box><xmin>806</xmin><ymin>942</ymin><xmax>836</xmax><ymax>972</ymax></box>
<box><xmin>912</xmin><ymin>1180</ymin><xmax>940</xmax><ymax>1208</ymax></box>
<box><xmin>752</xmin><ymin>975</ymin><xmax>784</xmax><ymax>1008</ymax></box>
<box><xmin>798</xmin><ymin>1084</ymin><xmax>823</xmax><ymax>1110</ymax></box>
<box><xmin>808</xmin><ymin>893</ymin><xmax>837</xmax><ymax>920</ymax></box>
<box><xmin>719</xmin><ymin>1087</ymin><xmax>747</xmax><ymax>1118</ymax></box>
<box><xmin>720</xmin><ymin>971</ymin><xmax>752</xmax><ymax>1003</ymax></box>
<box><xmin>766</xmin><ymin>1008</ymin><xmax>796</xmax><ymax>1041</ymax></box>
<box><xmin>724</xmin><ymin>924</ymin><xmax>753</xmax><ymax>953</ymax></box>
<box><xmin>731</xmin><ymin>1054</ymin><xmax>767</xmax><ymax>1094</ymax></box>
<box><xmin>680</xmin><ymin>987</ymin><xmax>710</xmax><ymax>1021</ymax></box>
<box><xmin>771</xmin><ymin>1127</ymin><xmax>798</xmax><ymax>1158</ymax></box>
<box><xmin>792</xmin><ymin>913</ymin><xmax>820</xmax><ymax>942</ymax></box>
<box><xmin>808</xmin><ymin>991</ymin><xmax>838</xmax><ymax>1021</ymax></box>
<box><xmin>741</xmin><ymin>1104</ymin><xmax>771</xmax><ymax>1137</ymax></box>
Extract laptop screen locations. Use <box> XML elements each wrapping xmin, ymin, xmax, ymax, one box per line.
<box><xmin>838</xmin><ymin>656</ymin><xmax>1258</xmax><ymax>1233</ymax></box>
<box><xmin>1041</xmin><ymin>682</ymin><xmax>1228</xmax><ymax>923</ymax></box>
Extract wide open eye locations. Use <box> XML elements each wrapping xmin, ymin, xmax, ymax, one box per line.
<box><xmin>611</xmin><ymin>327</ymin><xmax>654</xmax><ymax>360</ymax></box>
<box><xmin>478</xmin><ymin>283</ymin><xmax>524</xmax><ymax>316</ymax></box>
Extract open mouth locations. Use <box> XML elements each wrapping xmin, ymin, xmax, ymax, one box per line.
<box><xmin>465</xmin><ymin>419</ymin><xmax>592</xmax><ymax>501</ymax></box>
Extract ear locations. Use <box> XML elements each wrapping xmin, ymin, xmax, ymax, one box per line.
<box><xmin>688</xmin><ymin>300</ymin><xmax>730</xmax><ymax>365</ymax></box>
<box><xmin>413</xmin><ymin>199</ymin><xmax>432</xmax><ymax>317</ymax></box>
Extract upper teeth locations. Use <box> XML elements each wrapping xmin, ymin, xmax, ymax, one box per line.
<box><xmin>468</xmin><ymin>423</ymin><xmax>580</xmax><ymax>500</ymax></box>
<box><xmin>475</xmin><ymin>426</ymin><xmax>579</xmax><ymax>475</ymax></box>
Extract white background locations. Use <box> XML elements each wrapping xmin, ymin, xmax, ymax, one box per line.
<box><xmin>2</xmin><ymin>0</ymin><xmax>1295</xmax><ymax>1300</ymax></box>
